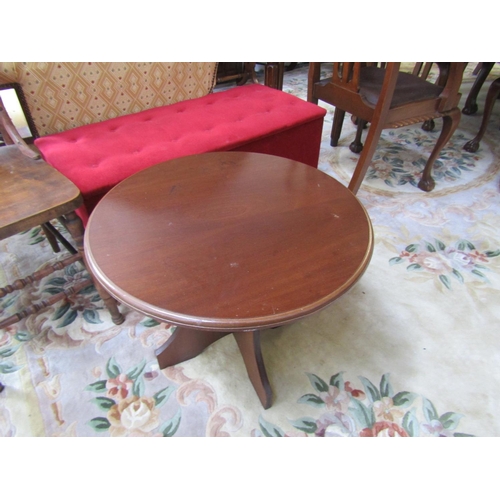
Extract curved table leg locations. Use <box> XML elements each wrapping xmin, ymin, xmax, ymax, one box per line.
<box><xmin>233</xmin><ymin>330</ymin><xmax>272</xmax><ymax>409</ymax></box>
<box><xmin>156</xmin><ymin>327</ymin><xmax>230</xmax><ymax>368</ymax></box>
<box><xmin>155</xmin><ymin>327</ymin><xmax>273</xmax><ymax>409</ymax></box>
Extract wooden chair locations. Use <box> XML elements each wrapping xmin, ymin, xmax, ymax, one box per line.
<box><xmin>0</xmin><ymin>143</ymin><xmax>125</xmax><ymax>328</ymax></box>
<box><xmin>308</xmin><ymin>62</ymin><xmax>466</xmax><ymax>193</ymax></box>
<box><xmin>463</xmin><ymin>76</ymin><xmax>500</xmax><ymax>152</ymax></box>
<box><xmin>350</xmin><ymin>63</ymin><xmax>448</xmax><ymax>149</ymax></box>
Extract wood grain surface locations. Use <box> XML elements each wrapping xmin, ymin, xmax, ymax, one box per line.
<box><xmin>85</xmin><ymin>152</ymin><xmax>373</xmax><ymax>331</ymax></box>
<box><xmin>0</xmin><ymin>145</ymin><xmax>82</xmax><ymax>240</ymax></box>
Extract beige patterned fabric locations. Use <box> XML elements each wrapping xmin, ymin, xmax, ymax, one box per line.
<box><xmin>0</xmin><ymin>62</ymin><xmax>217</xmax><ymax>136</ymax></box>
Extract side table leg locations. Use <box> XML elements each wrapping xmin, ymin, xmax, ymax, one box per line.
<box><xmin>156</xmin><ymin>327</ymin><xmax>230</xmax><ymax>369</ymax></box>
<box><xmin>233</xmin><ymin>330</ymin><xmax>273</xmax><ymax>409</ymax></box>
<box><xmin>63</xmin><ymin>211</ymin><xmax>125</xmax><ymax>325</ymax></box>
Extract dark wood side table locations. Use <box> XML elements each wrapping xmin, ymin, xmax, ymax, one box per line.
<box><xmin>84</xmin><ymin>152</ymin><xmax>373</xmax><ymax>408</ymax></box>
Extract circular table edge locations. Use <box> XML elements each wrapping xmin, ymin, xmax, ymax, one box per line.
<box><xmin>84</xmin><ymin>198</ymin><xmax>374</xmax><ymax>331</ymax></box>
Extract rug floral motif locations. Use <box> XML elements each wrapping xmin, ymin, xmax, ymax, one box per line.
<box><xmin>256</xmin><ymin>372</ymin><xmax>473</xmax><ymax>437</ymax></box>
<box><xmin>367</xmin><ymin>130</ymin><xmax>481</xmax><ymax>189</ymax></box>
<box><xmin>389</xmin><ymin>237</ymin><xmax>500</xmax><ymax>291</ymax></box>
<box><xmin>85</xmin><ymin>356</ymin><xmax>181</xmax><ymax>437</ymax></box>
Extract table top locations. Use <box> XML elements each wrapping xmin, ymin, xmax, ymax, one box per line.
<box><xmin>0</xmin><ymin>145</ymin><xmax>82</xmax><ymax>240</ymax></box>
<box><xmin>84</xmin><ymin>152</ymin><xmax>373</xmax><ymax>331</ymax></box>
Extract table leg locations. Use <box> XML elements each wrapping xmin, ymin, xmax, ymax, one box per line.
<box><xmin>155</xmin><ymin>327</ymin><xmax>273</xmax><ymax>409</ymax></box>
<box><xmin>156</xmin><ymin>327</ymin><xmax>230</xmax><ymax>368</ymax></box>
<box><xmin>233</xmin><ymin>330</ymin><xmax>272</xmax><ymax>409</ymax></box>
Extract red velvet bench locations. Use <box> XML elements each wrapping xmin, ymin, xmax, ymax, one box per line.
<box><xmin>34</xmin><ymin>84</ymin><xmax>326</xmax><ymax>225</ymax></box>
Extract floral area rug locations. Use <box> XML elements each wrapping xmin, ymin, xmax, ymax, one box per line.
<box><xmin>1</xmin><ymin>63</ymin><xmax>499</xmax><ymax>437</ymax></box>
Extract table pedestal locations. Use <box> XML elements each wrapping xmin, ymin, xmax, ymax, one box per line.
<box><xmin>155</xmin><ymin>327</ymin><xmax>272</xmax><ymax>408</ymax></box>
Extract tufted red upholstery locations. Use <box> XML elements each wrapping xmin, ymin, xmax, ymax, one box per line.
<box><xmin>35</xmin><ymin>84</ymin><xmax>326</xmax><ymax>224</ymax></box>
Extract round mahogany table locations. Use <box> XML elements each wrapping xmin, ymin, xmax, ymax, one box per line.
<box><xmin>84</xmin><ymin>152</ymin><xmax>373</xmax><ymax>408</ymax></box>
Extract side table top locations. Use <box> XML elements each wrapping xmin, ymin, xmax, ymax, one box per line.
<box><xmin>85</xmin><ymin>152</ymin><xmax>373</xmax><ymax>330</ymax></box>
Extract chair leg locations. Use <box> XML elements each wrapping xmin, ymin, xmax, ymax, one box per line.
<box><xmin>462</xmin><ymin>62</ymin><xmax>495</xmax><ymax>115</ymax></box>
<box><xmin>307</xmin><ymin>63</ymin><xmax>321</xmax><ymax>104</ymax></box>
<box><xmin>418</xmin><ymin>107</ymin><xmax>461</xmax><ymax>192</ymax></box>
<box><xmin>41</xmin><ymin>224</ymin><xmax>61</xmax><ymax>253</ymax></box>
<box><xmin>464</xmin><ymin>78</ymin><xmax>500</xmax><ymax>153</ymax></box>
<box><xmin>62</xmin><ymin>211</ymin><xmax>125</xmax><ymax>325</ymax></box>
<box><xmin>350</xmin><ymin>119</ymin><xmax>366</xmax><ymax>153</ymax></box>
<box><xmin>348</xmin><ymin>121</ymin><xmax>385</xmax><ymax>194</ymax></box>
<box><xmin>422</xmin><ymin>119</ymin><xmax>435</xmax><ymax>131</ymax></box>
<box><xmin>0</xmin><ymin>274</ymin><xmax>93</xmax><ymax>329</ymax></box>
<box><xmin>43</xmin><ymin>221</ymin><xmax>78</xmax><ymax>255</ymax></box>
<box><xmin>330</xmin><ymin>108</ymin><xmax>345</xmax><ymax>147</ymax></box>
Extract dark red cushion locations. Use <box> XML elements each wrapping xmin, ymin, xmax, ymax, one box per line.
<box><xmin>35</xmin><ymin>84</ymin><xmax>326</xmax><ymax>222</ymax></box>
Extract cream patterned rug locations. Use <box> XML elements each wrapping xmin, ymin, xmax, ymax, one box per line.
<box><xmin>1</xmin><ymin>63</ymin><xmax>499</xmax><ymax>437</ymax></box>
